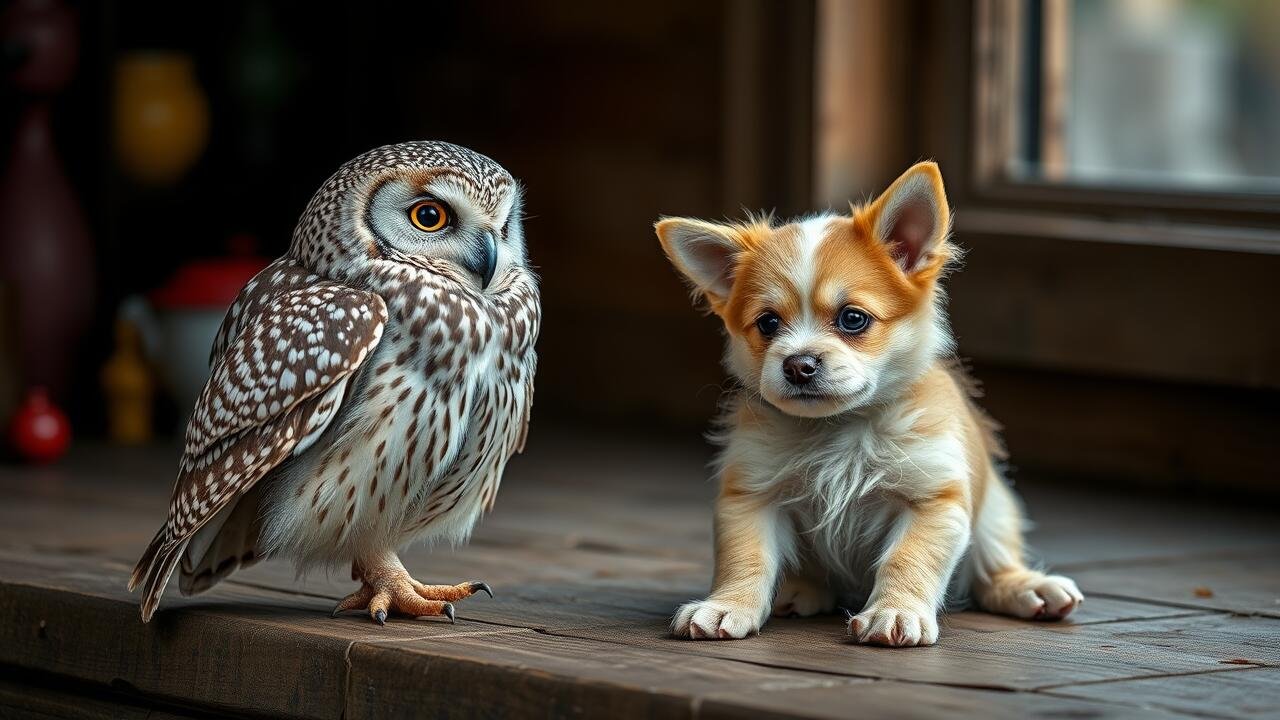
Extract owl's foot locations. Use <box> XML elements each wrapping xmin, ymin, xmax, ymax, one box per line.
<box><xmin>331</xmin><ymin>554</ymin><xmax>492</xmax><ymax>625</ymax></box>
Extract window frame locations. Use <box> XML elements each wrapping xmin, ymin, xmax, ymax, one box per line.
<box><xmin>967</xmin><ymin>0</ymin><xmax>1280</xmax><ymax>236</ymax></box>
<box><xmin>896</xmin><ymin>0</ymin><xmax>1280</xmax><ymax>390</ymax></box>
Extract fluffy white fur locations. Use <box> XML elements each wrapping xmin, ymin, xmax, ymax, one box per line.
<box><xmin>659</xmin><ymin>162</ymin><xmax>1083</xmax><ymax>647</ymax></box>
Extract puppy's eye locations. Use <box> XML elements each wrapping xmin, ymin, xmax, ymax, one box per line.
<box><xmin>837</xmin><ymin>307</ymin><xmax>872</xmax><ymax>334</ymax></box>
<box><xmin>755</xmin><ymin>311</ymin><xmax>781</xmax><ymax>337</ymax></box>
<box><xmin>409</xmin><ymin>200</ymin><xmax>450</xmax><ymax>232</ymax></box>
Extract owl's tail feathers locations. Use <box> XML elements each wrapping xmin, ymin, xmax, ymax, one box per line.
<box><xmin>179</xmin><ymin>490</ymin><xmax>264</xmax><ymax>597</ymax></box>
<box><xmin>129</xmin><ymin>528</ymin><xmax>187</xmax><ymax>623</ymax></box>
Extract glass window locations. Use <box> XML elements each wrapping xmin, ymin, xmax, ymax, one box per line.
<box><xmin>1006</xmin><ymin>0</ymin><xmax>1280</xmax><ymax>193</ymax></box>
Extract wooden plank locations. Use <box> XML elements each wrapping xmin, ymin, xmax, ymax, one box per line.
<box><xmin>473</xmin><ymin>432</ymin><xmax>716</xmax><ymax>562</ymax></box>
<box><xmin>555</xmin><ymin>614</ymin><xmax>1226</xmax><ymax>690</ymax></box>
<box><xmin>0</xmin><ymin>552</ymin><xmax>520</xmax><ymax>720</ymax></box>
<box><xmin>231</xmin><ymin>572</ymin><xmax>703</xmax><ymax>639</ymax></box>
<box><xmin>0</xmin><ymin>550</ymin><xmax>518</xmax><ymax>643</ymax></box>
<box><xmin>447</xmin><ymin>575</ymin><xmax>1209</xmax><ymax>637</ymax></box>
<box><xmin>3</xmin><ymin>439</ymin><xmax>1279</xmax><ymax>718</ymax></box>
<box><xmin>0</xmin><ymin>446</ymin><xmax>176</xmax><ymax>560</ymax></box>
<box><xmin>0</xmin><ymin>674</ymin><xmax>201</xmax><ymax>720</ymax></box>
<box><xmin>1067</xmin><ymin>554</ymin><xmax>1280</xmax><ymax>619</ymax></box>
<box><xmin>346</xmin><ymin>628</ymin><xmax>873</xmax><ymax>720</ymax></box>
<box><xmin>0</xmin><ymin>581</ymin><xmax>346</xmax><ymax>720</ymax></box>
<box><xmin>430</xmin><ymin>580</ymin><xmax>693</xmax><ymax>632</ymax></box>
<box><xmin>0</xmin><ymin>679</ymin><xmax>152</xmax><ymax>720</ymax></box>
<box><xmin>700</xmin><ymin>679</ymin><xmax>1187</xmax><ymax>720</ymax></box>
<box><xmin>1018</xmin><ymin>483</ymin><xmax>1280</xmax><ymax>568</ymax></box>
<box><xmin>1048</xmin><ymin>613</ymin><xmax>1280</xmax><ymax>669</ymax></box>
<box><xmin>948</xmin><ymin>228</ymin><xmax>1280</xmax><ymax>494</ymax></box>
<box><xmin>1047</xmin><ymin>667</ymin><xmax>1280</xmax><ymax>720</ymax></box>
<box><xmin>951</xmin><ymin>218</ymin><xmax>1280</xmax><ymax>390</ymax></box>
<box><xmin>224</xmin><ymin>544</ymin><xmax>706</xmax><ymax>613</ymax></box>
<box><xmin>944</xmin><ymin>595</ymin><xmax>1210</xmax><ymax>633</ymax></box>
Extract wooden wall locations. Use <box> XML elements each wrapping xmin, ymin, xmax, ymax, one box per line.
<box><xmin>29</xmin><ymin>0</ymin><xmax>1278</xmax><ymax>494</ymax></box>
<box><xmin>380</xmin><ymin>1</ymin><xmax>815</xmax><ymax>428</ymax></box>
<box><xmin>915</xmin><ymin>1</ymin><xmax>1280</xmax><ymax>495</ymax></box>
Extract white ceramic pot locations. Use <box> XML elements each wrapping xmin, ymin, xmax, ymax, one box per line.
<box><xmin>123</xmin><ymin>250</ymin><xmax>266</xmax><ymax>421</ymax></box>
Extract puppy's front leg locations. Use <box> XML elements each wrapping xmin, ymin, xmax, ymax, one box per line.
<box><xmin>673</xmin><ymin>471</ymin><xmax>785</xmax><ymax>640</ymax></box>
<box><xmin>850</xmin><ymin>488</ymin><xmax>970</xmax><ymax>647</ymax></box>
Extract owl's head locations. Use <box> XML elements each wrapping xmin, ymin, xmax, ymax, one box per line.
<box><xmin>291</xmin><ymin>141</ymin><xmax>526</xmax><ymax>289</ymax></box>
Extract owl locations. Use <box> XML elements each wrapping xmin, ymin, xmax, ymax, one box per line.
<box><xmin>130</xmin><ymin>141</ymin><xmax>540</xmax><ymax>624</ymax></box>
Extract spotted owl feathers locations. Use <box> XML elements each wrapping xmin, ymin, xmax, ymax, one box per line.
<box><xmin>131</xmin><ymin>141</ymin><xmax>539</xmax><ymax>622</ymax></box>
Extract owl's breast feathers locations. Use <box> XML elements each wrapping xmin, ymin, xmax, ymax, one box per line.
<box><xmin>391</xmin><ymin>264</ymin><xmax>540</xmax><ymax>520</ymax></box>
<box><xmin>273</xmin><ymin>261</ymin><xmax>539</xmax><ymax>554</ymax></box>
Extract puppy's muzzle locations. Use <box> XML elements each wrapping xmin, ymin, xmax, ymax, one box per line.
<box><xmin>782</xmin><ymin>354</ymin><xmax>820</xmax><ymax>386</ymax></box>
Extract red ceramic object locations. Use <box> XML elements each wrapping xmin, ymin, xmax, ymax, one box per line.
<box><xmin>9</xmin><ymin>387</ymin><xmax>71</xmax><ymax>463</ymax></box>
<box><xmin>150</xmin><ymin>235</ymin><xmax>267</xmax><ymax>309</ymax></box>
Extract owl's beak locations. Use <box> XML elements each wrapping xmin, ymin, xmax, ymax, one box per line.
<box><xmin>469</xmin><ymin>230</ymin><xmax>498</xmax><ymax>290</ymax></box>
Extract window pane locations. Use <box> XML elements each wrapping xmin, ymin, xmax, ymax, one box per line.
<box><xmin>1016</xmin><ymin>0</ymin><xmax>1280</xmax><ymax>193</ymax></box>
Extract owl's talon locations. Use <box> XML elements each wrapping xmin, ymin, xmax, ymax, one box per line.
<box><xmin>335</xmin><ymin>555</ymin><xmax>474</xmax><ymax>623</ymax></box>
<box><xmin>331</xmin><ymin>584</ymin><xmax>374</xmax><ymax>618</ymax></box>
<box><xmin>412</xmin><ymin>578</ymin><xmax>493</xmax><ymax>602</ymax></box>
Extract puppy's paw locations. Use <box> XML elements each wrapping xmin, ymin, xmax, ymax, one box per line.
<box><xmin>848</xmin><ymin>603</ymin><xmax>939</xmax><ymax>647</ymax></box>
<box><xmin>772</xmin><ymin>577</ymin><xmax>836</xmax><ymax>618</ymax></box>
<box><xmin>983</xmin><ymin>573</ymin><xmax>1085</xmax><ymax>620</ymax></box>
<box><xmin>1025</xmin><ymin>575</ymin><xmax>1084</xmax><ymax>620</ymax></box>
<box><xmin>672</xmin><ymin>599</ymin><xmax>762</xmax><ymax>640</ymax></box>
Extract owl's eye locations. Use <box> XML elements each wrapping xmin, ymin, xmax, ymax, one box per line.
<box><xmin>755</xmin><ymin>311</ymin><xmax>781</xmax><ymax>337</ymax></box>
<box><xmin>837</xmin><ymin>306</ymin><xmax>872</xmax><ymax>334</ymax></box>
<box><xmin>409</xmin><ymin>200</ymin><xmax>450</xmax><ymax>232</ymax></box>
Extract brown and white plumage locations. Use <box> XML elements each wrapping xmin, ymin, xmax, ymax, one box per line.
<box><xmin>131</xmin><ymin>141</ymin><xmax>540</xmax><ymax>623</ymax></box>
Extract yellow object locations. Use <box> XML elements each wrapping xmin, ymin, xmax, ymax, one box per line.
<box><xmin>114</xmin><ymin>52</ymin><xmax>210</xmax><ymax>186</ymax></box>
<box><xmin>102</xmin><ymin>318</ymin><xmax>154</xmax><ymax>444</ymax></box>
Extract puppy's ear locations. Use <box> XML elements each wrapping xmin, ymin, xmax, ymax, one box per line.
<box><xmin>866</xmin><ymin>161</ymin><xmax>951</xmax><ymax>274</ymax></box>
<box><xmin>655</xmin><ymin>218</ymin><xmax>742</xmax><ymax>306</ymax></box>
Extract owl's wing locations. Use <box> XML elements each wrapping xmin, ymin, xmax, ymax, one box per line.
<box><xmin>208</xmin><ymin>258</ymin><xmax>319</xmax><ymax>366</ymax></box>
<box><xmin>130</xmin><ymin>281</ymin><xmax>387</xmax><ymax>622</ymax></box>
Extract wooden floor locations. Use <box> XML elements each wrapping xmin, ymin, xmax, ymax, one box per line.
<box><xmin>1</xmin><ymin>427</ymin><xmax>1277</xmax><ymax>719</ymax></box>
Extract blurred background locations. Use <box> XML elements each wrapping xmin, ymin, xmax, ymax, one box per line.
<box><xmin>0</xmin><ymin>0</ymin><xmax>1276</xmax><ymax>496</ymax></box>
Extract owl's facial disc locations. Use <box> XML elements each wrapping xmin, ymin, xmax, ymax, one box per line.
<box><xmin>365</xmin><ymin>177</ymin><xmax>501</xmax><ymax>290</ymax></box>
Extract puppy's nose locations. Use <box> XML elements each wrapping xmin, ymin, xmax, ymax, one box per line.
<box><xmin>782</xmin><ymin>354</ymin><xmax>820</xmax><ymax>386</ymax></box>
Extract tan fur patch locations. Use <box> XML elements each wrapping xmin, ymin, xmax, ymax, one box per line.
<box><xmin>654</xmin><ymin>162</ymin><xmax>1078</xmax><ymax>642</ymax></box>
<box><xmin>709</xmin><ymin>468</ymin><xmax>775</xmax><ymax>608</ymax></box>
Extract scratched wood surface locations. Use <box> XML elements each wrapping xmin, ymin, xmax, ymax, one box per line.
<box><xmin>0</xmin><ymin>429</ymin><xmax>1277</xmax><ymax>719</ymax></box>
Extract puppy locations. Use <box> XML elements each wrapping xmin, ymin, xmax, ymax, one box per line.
<box><xmin>654</xmin><ymin>162</ymin><xmax>1082</xmax><ymax>647</ymax></box>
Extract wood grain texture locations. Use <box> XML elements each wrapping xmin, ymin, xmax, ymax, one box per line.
<box><xmin>0</xmin><ymin>675</ymin><xmax>202</xmax><ymax>720</ymax></box>
<box><xmin>1045</xmin><ymin>613</ymin><xmax>1280</xmax><ymax>669</ymax></box>
<box><xmin>556</xmin><ymin>615</ymin><xmax>1229</xmax><ymax>690</ymax></box>
<box><xmin>1</xmin><ymin>439</ymin><xmax>1278</xmax><ymax>718</ymax></box>
<box><xmin>943</xmin><ymin>596</ymin><xmax>1208</xmax><ymax>633</ymax></box>
<box><xmin>1047</xmin><ymin>667</ymin><xmax>1280</xmax><ymax>719</ymax></box>
<box><xmin>1068</xmin><ymin>554</ymin><xmax>1280</xmax><ymax>619</ymax></box>
<box><xmin>0</xmin><ymin>552</ymin><xmax>511</xmax><ymax>720</ymax></box>
<box><xmin>349</xmin><ymin>630</ymin><xmax>860</xmax><ymax>720</ymax></box>
<box><xmin>699</xmin><ymin>679</ymin><xmax>1189</xmax><ymax>720</ymax></box>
